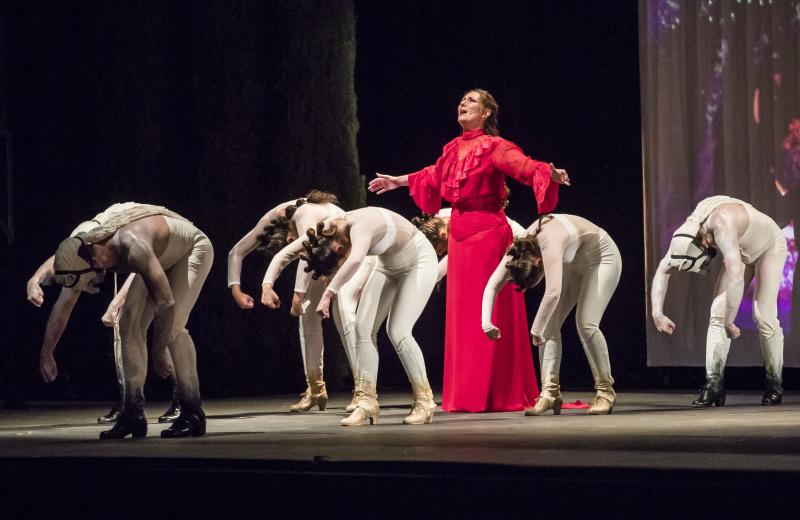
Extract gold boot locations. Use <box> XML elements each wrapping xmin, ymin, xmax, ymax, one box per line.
<box><xmin>403</xmin><ymin>381</ymin><xmax>436</xmax><ymax>425</ymax></box>
<box><xmin>289</xmin><ymin>374</ymin><xmax>328</xmax><ymax>412</ymax></box>
<box><xmin>524</xmin><ymin>395</ymin><xmax>563</xmax><ymax>416</ymax></box>
<box><xmin>341</xmin><ymin>380</ymin><xmax>379</xmax><ymax>426</ymax></box>
<box><xmin>345</xmin><ymin>389</ymin><xmax>358</xmax><ymax>413</ymax></box>
<box><xmin>587</xmin><ymin>395</ymin><xmax>614</xmax><ymax>415</ymax></box>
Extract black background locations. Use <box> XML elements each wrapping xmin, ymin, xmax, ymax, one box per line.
<box><xmin>3</xmin><ymin>1</ymin><xmax>731</xmax><ymax>403</ymax></box>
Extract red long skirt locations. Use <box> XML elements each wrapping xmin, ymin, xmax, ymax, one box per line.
<box><xmin>441</xmin><ymin>213</ymin><xmax>540</xmax><ymax>412</ymax></box>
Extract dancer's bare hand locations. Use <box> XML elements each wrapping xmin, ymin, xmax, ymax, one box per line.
<box><xmin>39</xmin><ymin>353</ymin><xmax>58</xmax><ymax>383</ymax></box>
<box><xmin>549</xmin><ymin>163</ymin><xmax>571</xmax><ymax>186</ymax></box>
<box><xmin>232</xmin><ymin>285</ymin><xmax>254</xmax><ymax>309</ymax></box>
<box><xmin>152</xmin><ymin>349</ymin><xmax>173</xmax><ymax>379</ymax></box>
<box><xmin>316</xmin><ymin>295</ymin><xmax>332</xmax><ymax>319</ymax></box>
<box><xmin>27</xmin><ymin>280</ymin><xmax>44</xmax><ymax>307</ymax></box>
<box><xmin>368</xmin><ymin>173</ymin><xmax>403</xmax><ymax>195</ymax></box>
<box><xmin>101</xmin><ymin>302</ymin><xmax>123</xmax><ymax>327</ymax></box>
<box><xmin>653</xmin><ymin>314</ymin><xmax>676</xmax><ymax>335</ymax></box>
<box><xmin>531</xmin><ymin>332</ymin><xmax>545</xmax><ymax>346</ymax></box>
<box><xmin>483</xmin><ymin>324</ymin><xmax>502</xmax><ymax>340</ymax></box>
<box><xmin>261</xmin><ymin>285</ymin><xmax>280</xmax><ymax>309</ymax></box>
<box><xmin>290</xmin><ymin>293</ymin><xmax>306</xmax><ymax>317</ymax></box>
<box><xmin>725</xmin><ymin>322</ymin><xmax>741</xmax><ymax>339</ymax></box>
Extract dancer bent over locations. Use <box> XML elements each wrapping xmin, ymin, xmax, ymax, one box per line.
<box><xmin>482</xmin><ymin>214</ymin><xmax>622</xmax><ymax>415</ymax></box>
<box><xmin>651</xmin><ymin>196</ymin><xmax>786</xmax><ymax>407</ymax></box>
<box><xmin>229</xmin><ymin>191</ymin><xmax>365</xmax><ymax>412</ymax></box>
<box><xmin>51</xmin><ymin>203</ymin><xmax>213</xmax><ymax>438</ymax></box>
<box><xmin>26</xmin><ymin>203</ymin><xmax>184</xmax><ymax>424</ymax></box>
<box><xmin>264</xmin><ymin>207</ymin><xmax>437</xmax><ymax>426</ymax></box>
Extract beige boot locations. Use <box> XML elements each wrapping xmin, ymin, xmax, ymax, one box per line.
<box><xmin>290</xmin><ymin>386</ymin><xmax>313</xmax><ymax>412</ymax></box>
<box><xmin>587</xmin><ymin>394</ymin><xmax>614</xmax><ymax>415</ymax></box>
<box><xmin>340</xmin><ymin>380</ymin><xmax>379</xmax><ymax>426</ymax></box>
<box><xmin>290</xmin><ymin>372</ymin><xmax>328</xmax><ymax>412</ymax></box>
<box><xmin>403</xmin><ymin>380</ymin><xmax>436</xmax><ymax>425</ymax></box>
<box><xmin>345</xmin><ymin>389</ymin><xmax>358</xmax><ymax>413</ymax></box>
<box><xmin>524</xmin><ymin>394</ymin><xmax>563</xmax><ymax>416</ymax></box>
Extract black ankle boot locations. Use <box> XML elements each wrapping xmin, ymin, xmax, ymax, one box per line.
<box><xmin>158</xmin><ymin>401</ymin><xmax>181</xmax><ymax>423</ymax></box>
<box><xmin>97</xmin><ymin>403</ymin><xmax>122</xmax><ymax>424</ymax></box>
<box><xmin>99</xmin><ymin>408</ymin><xmax>147</xmax><ymax>439</ymax></box>
<box><xmin>692</xmin><ymin>381</ymin><xmax>726</xmax><ymax>408</ymax></box>
<box><xmin>161</xmin><ymin>408</ymin><xmax>206</xmax><ymax>438</ymax></box>
<box><xmin>762</xmin><ymin>381</ymin><xmax>783</xmax><ymax>406</ymax></box>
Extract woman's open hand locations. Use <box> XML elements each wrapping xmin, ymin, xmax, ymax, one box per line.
<box><xmin>368</xmin><ymin>173</ymin><xmax>405</xmax><ymax>195</ymax></box>
<box><xmin>549</xmin><ymin>163</ymin><xmax>570</xmax><ymax>186</ymax></box>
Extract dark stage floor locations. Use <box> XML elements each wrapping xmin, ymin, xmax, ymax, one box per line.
<box><xmin>2</xmin><ymin>390</ymin><xmax>799</xmax><ymax>516</ymax></box>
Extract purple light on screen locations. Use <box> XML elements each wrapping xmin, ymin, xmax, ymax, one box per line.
<box><xmin>737</xmin><ymin>224</ymin><xmax>797</xmax><ymax>332</ymax></box>
<box><xmin>791</xmin><ymin>1</ymin><xmax>800</xmax><ymax>31</ymax></box>
<box><xmin>752</xmin><ymin>34</ymin><xmax>769</xmax><ymax>66</ymax></box>
<box><xmin>647</xmin><ymin>0</ymin><xmax>682</xmax><ymax>42</ymax></box>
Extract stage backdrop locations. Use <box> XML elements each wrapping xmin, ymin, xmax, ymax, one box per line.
<box><xmin>641</xmin><ymin>0</ymin><xmax>800</xmax><ymax>366</ymax></box>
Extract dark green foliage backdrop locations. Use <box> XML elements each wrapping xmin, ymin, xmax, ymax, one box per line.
<box><xmin>5</xmin><ymin>0</ymin><xmax>363</xmax><ymax>399</ymax></box>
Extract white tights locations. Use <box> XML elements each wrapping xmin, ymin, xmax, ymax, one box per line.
<box><xmin>353</xmin><ymin>233</ymin><xmax>437</xmax><ymax>391</ymax></box>
<box><xmin>539</xmin><ymin>232</ymin><xmax>621</xmax><ymax>402</ymax></box>
<box><xmin>706</xmin><ymin>230</ymin><xmax>786</xmax><ymax>387</ymax></box>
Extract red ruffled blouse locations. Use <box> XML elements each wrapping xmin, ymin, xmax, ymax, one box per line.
<box><xmin>407</xmin><ymin>128</ymin><xmax>559</xmax><ymax>216</ymax></box>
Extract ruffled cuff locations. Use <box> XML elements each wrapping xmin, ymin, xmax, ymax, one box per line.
<box><xmin>531</xmin><ymin>161</ymin><xmax>559</xmax><ymax>214</ymax></box>
<box><xmin>408</xmin><ymin>168</ymin><xmax>442</xmax><ymax>214</ymax></box>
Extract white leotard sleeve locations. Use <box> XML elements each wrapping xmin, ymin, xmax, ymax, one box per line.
<box><xmin>325</xmin><ymin>220</ymin><xmax>374</xmax><ymax>295</ymax></box>
<box><xmin>262</xmin><ymin>228</ymin><xmax>314</xmax><ymax>287</ymax></box>
<box><xmin>481</xmin><ymin>255</ymin><xmax>512</xmax><ymax>331</ymax></box>
<box><xmin>529</xmin><ymin>223</ymin><xmax>570</xmax><ymax>337</ymax></box>
<box><xmin>228</xmin><ymin>201</ymin><xmax>291</xmax><ymax>287</ymax></box>
<box><xmin>325</xmin><ymin>208</ymin><xmax>412</xmax><ymax>294</ymax></box>
<box><xmin>436</xmin><ymin>255</ymin><xmax>448</xmax><ymax>282</ymax></box>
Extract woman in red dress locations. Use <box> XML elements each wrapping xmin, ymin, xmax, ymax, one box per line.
<box><xmin>369</xmin><ymin>89</ymin><xmax>570</xmax><ymax>412</ymax></box>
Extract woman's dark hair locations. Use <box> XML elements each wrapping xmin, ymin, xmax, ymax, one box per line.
<box><xmin>256</xmin><ymin>190</ymin><xmax>340</xmax><ymax>258</ymax></box>
<box><xmin>467</xmin><ymin>88</ymin><xmax>500</xmax><ymax>136</ymax></box>
<box><xmin>304</xmin><ymin>189</ymin><xmax>338</xmax><ymax>205</ymax></box>
<box><xmin>300</xmin><ymin>222</ymin><xmax>349</xmax><ymax>279</ymax></box>
<box><xmin>256</xmin><ymin>215</ymin><xmax>291</xmax><ymax>258</ymax></box>
<box><xmin>411</xmin><ymin>213</ymin><xmax>448</xmax><ymax>254</ymax></box>
<box><xmin>285</xmin><ymin>189</ymin><xmax>339</xmax><ymax>221</ymax></box>
<box><xmin>505</xmin><ymin>215</ymin><xmax>554</xmax><ymax>291</ymax></box>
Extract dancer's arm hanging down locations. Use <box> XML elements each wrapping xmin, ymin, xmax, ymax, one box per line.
<box><xmin>481</xmin><ymin>258</ymin><xmax>513</xmax><ymax>340</ymax></box>
<box><xmin>115</xmin><ymin>225</ymin><xmax>177</xmax><ymax>379</ymax></box>
<box><xmin>29</xmin><ymin>256</ymin><xmax>121</xmax><ymax>382</ymax></box>
<box><xmin>480</xmin><ymin>220</ymin><xmax>569</xmax><ymax>345</ymax></box>
<box><xmin>705</xmin><ymin>212</ymin><xmax>746</xmax><ymax>339</ymax></box>
<box><xmin>287</xmin><ymin>204</ymin><xmax>333</xmax><ymax>316</ymax></box>
<box><xmin>38</xmin><ymin>285</ymin><xmax>82</xmax><ymax>382</ymax></box>
<box><xmin>100</xmin><ymin>274</ymin><xmax>135</xmax><ymax>327</ymax></box>
<box><xmin>228</xmin><ymin>202</ymin><xmax>292</xmax><ymax>309</ymax></box>
<box><xmin>528</xmin><ymin>232</ymin><xmax>568</xmax><ymax>346</ymax></box>
<box><xmin>315</xmin><ymin>222</ymin><xmax>374</xmax><ymax>319</ymax></box>
<box><xmin>27</xmin><ymin>255</ymin><xmax>56</xmax><ymax>307</ymax></box>
<box><xmin>261</xmin><ymin>231</ymin><xmax>312</xmax><ymax>309</ymax></box>
<box><xmin>650</xmin><ymin>256</ymin><xmax>677</xmax><ymax>335</ymax></box>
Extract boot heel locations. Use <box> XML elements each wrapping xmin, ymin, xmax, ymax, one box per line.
<box><xmin>715</xmin><ymin>393</ymin><xmax>726</xmax><ymax>407</ymax></box>
<box><xmin>553</xmin><ymin>398</ymin><xmax>563</xmax><ymax>415</ymax></box>
<box><xmin>317</xmin><ymin>395</ymin><xmax>328</xmax><ymax>411</ymax></box>
<box><xmin>369</xmin><ymin>411</ymin><xmax>379</xmax><ymax>425</ymax></box>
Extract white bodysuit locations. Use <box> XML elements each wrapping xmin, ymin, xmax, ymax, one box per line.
<box><xmin>482</xmin><ymin>214</ymin><xmax>622</xmax><ymax>402</ymax></box>
<box><xmin>265</xmin><ymin>207</ymin><xmax>437</xmax><ymax>395</ymax></box>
